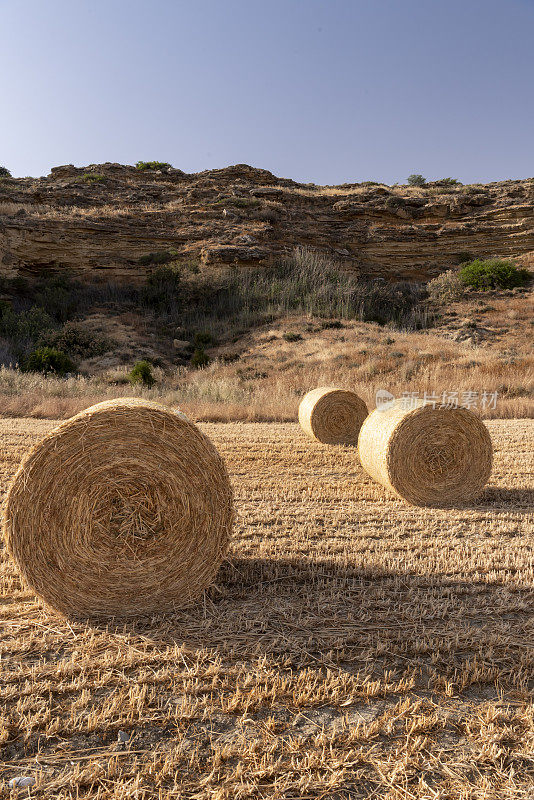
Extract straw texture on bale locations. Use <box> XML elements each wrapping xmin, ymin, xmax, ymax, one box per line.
<box><xmin>298</xmin><ymin>387</ymin><xmax>368</xmax><ymax>445</ymax></box>
<box><xmin>3</xmin><ymin>399</ymin><xmax>234</xmax><ymax>618</ymax></box>
<box><xmin>358</xmin><ymin>400</ymin><xmax>493</xmax><ymax>507</ymax></box>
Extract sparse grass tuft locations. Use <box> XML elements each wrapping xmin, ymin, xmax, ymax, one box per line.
<box><xmin>81</xmin><ymin>173</ymin><xmax>105</xmax><ymax>183</ymax></box>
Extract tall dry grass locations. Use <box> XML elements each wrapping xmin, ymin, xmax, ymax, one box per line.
<box><xmin>0</xmin><ymin>323</ymin><xmax>531</xmax><ymax>421</ymax></box>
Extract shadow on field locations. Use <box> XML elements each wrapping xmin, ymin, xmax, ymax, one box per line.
<box><xmin>97</xmin><ymin>555</ymin><xmax>534</xmax><ymax>686</ymax></box>
<box><xmin>478</xmin><ymin>486</ymin><xmax>534</xmax><ymax>509</ymax></box>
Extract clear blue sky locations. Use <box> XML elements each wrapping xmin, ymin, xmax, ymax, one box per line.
<box><xmin>1</xmin><ymin>0</ymin><xmax>533</xmax><ymax>184</ymax></box>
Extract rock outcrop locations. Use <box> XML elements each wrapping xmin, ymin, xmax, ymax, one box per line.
<box><xmin>0</xmin><ymin>162</ymin><xmax>533</xmax><ymax>284</ymax></box>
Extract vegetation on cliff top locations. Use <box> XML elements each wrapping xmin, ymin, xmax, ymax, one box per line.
<box><xmin>135</xmin><ymin>160</ymin><xmax>172</xmax><ymax>171</ymax></box>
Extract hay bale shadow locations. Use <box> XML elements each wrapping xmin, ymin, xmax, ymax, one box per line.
<box><xmin>95</xmin><ymin>554</ymin><xmax>534</xmax><ymax>692</ymax></box>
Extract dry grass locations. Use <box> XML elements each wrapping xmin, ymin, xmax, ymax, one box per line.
<box><xmin>0</xmin><ymin>306</ymin><xmax>532</xmax><ymax>423</ymax></box>
<box><xmin>270</xmin><ymin>182</ymin><xmax>497</xmax><ymax>199</ymax></box>
<box><xmin>0</xmin><ymin>201</ymin><xmax>185</xmax><ymax>219</ymax></box>
<box><xmin>1</xmin><ymin>417</ymin><xmax>533</xmax><ymax>798</ymax></box>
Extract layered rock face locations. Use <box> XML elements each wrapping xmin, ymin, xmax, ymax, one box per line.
<box><xmin>0</xmin><ymin>162</ymin><xmax>533</xmax><ymax>284</ymax></box>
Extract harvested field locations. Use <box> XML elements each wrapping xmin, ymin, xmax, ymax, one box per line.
<box><xmin>1</xmin><ymin>417</ymin><xmax>533</xmax><ymax>798</ymax></box>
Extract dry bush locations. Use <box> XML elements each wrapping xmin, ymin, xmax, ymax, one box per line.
<box><xmin>427</xmin><ymin>269</ymin><xmax>465</xmax><ymax>303</ymax></box>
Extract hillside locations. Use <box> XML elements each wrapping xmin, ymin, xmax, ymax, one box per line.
<box><xmin>1</xmin><ymin>163</ymin><xmax>534</xmax><ymax>283</ymax></box>
<box><xmin>0</xmin><ymin>163</ymin><xmax>532</xmax><ymax>422</ymax></box>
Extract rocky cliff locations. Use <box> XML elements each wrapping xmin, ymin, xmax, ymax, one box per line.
<box><xmin>1</xmin><ymin>162</ymin><xmax>533</xmax><ymax>284</ymax></box>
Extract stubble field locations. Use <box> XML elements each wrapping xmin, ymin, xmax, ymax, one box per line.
<box><xmin>1</xmin><ymin>417</ymin><xmax>533</xmax><ymax>799</ymax></box>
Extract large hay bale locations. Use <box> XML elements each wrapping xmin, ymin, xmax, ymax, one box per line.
<box><xmin>357</xmin><ymin>400</ymin><xmax>492</xmax><ymax>506</ymax></box>
<box><xmin>298</xmin><ymin>387</ymin><xmax>368</xmax><ymax>445</ymax></box>
<box><xmin>3</xmin><ymin>399</ymin><xmax>234</xmax><ymax>618</ymax></box>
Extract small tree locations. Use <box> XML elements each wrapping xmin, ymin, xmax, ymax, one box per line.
<box><xmin>23</xmin><ymin>347</ymin><xmax>76</xmax><ymax>376</ymax></box>
<box><xmin>129</xmin><ymin>360</ymin><xmax>155</xmax><ymax>387</ymax></box>
<box><xmin>141</xmin><ymin>264</ymin><xmax>182</xmax><ymax>312</ymax></box>
<box><xmin>194</xmin><ymin>331</ymin><xmax>214</xmax><ymax>347</ymax></box>
<box><xmin>407</xmin><ymin>174</ymin><xmax>426</xmax><ymax>187</ymax></box>
<box><xmin>190</xmin><ymin>347</ymin><xmax>210</xmax><ymax>368</ymax></box>
<box><xmin>0</xmin><ymin>166</ymin><xmax>12</xmax><ymax>178</ymax></box>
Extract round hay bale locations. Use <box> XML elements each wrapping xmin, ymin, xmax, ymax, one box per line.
<box><xmin>3</xmin><ymin>399</ymin><xmax>234</xmax><ymax>618</ymax></box>
<box><xmin>357</xmin><ymin>400</ymin><xmax>492</xmax><ymax>506</ymax></box>
<box><xmin>298</xmin><ymin>387</ymin><xmax>368</xmax><ymax>445</ymax></box>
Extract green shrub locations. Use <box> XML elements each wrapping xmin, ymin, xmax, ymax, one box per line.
<box><xmin>141</xmin><ymin>264</ymin><xmax>182</xmax><ymax>312</ymax></box>
<box><xmin>34</xmin><ymin>274</ymin><xmax>79</xmax><ymax>323</ymax></box>
<box><xmin>0</xmin><ymin>304</ymin><xmax>55</xmax><ymax>345</ymax></box>
<box><xmin>23</xmin><ymin>347</ymin><xmax>76</xmax><ymax>376</ymax></box>
<box><xmin>41</xmin><ymin>322</ymin><xmax>111</xmax><ymax>359</ymax></box>
<box><xmin>190</xmin><ymin>347</ymin><xmax>210</xmax><ymax>368</ymax></box>
<box><xmin>82</xmin><ymin>173</ymin><xmax>104</xmax><ymax>183</ymax></box>
<box><xmin>407</xmin><ymin>174</ymin><xmax>426</xmax><ymax>187</ymax></box>
<box><xmin>0</xmin><ymin>166</ymin><xmax>12</xmax><ymax>178</ymax></box>
<box><xmin>135</xmin><ymin>161</ymin><xmax>172</xmax><ymax>171</ymax></box>
<box><xmin>457</xmin><ymin>251</ymin><xmax>474</xmax><ymax>264</ymax></box>
<box><xmin>439</xmin><ymin>177</ymin><xmax>462</xmax><ymax>186</ymax></box>
<box><xmin>129</xmin><ymin>360</ymin><xmax>155</xmax><ymax>387</ymax></box>
<box><xmin>459</xmin><ymin>259</ymin><xmax>530</xmax><ymax>290</ymax></box>
<box><xmin>282</xmin><ymin>332</ymin><xmax>303</xmax><ymax>342</ymax></box>
<box><xmin>427</xmin><ymin>270</ymin><xmax>465</xmax><ymax>303</ymax></box>
<box><xmin>194</xmin><ymin>331</ymin><xmax>214</xmax><ymax>347</ymax></box>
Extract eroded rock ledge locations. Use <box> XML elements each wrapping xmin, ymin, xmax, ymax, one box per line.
<box><xmin>1</xmin><ymin>162</ymin><xmax>533</xmax><ymax>284</ymax></box>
